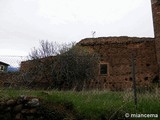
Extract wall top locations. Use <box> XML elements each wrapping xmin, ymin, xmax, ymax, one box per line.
<box><xmin>152</xmin><ymin>0</ymin><xmax>158</xmax><ymax>4</ymax></box>
<box><xmin>151</xmin><ymin>0</ymin><xmax>156</xmax><ymax>4</ymax></box>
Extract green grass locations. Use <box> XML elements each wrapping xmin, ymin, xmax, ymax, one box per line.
<box><xmin>0</xmin><ymin>88</ymin><xmax>160</xmax><ymax>119</ymax></box>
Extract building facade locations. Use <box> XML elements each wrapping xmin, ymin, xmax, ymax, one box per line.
<box><xmin>0</xmin><ymin>61</ymin><xmax>9</xmax><ymax>72</ymax></box>
<box><xmin>78</xmin><ymin>37</ymin><xmax>158</xmax><ymax>90</ymax></box>
<box><xmin>20</xmin><ymin>0</ymin><xmax>160</xmax><ymax>90</ymax></box>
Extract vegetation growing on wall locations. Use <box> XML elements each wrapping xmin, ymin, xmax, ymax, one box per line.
<box><xmin>25</xmin><ymin>40</ymin><xmax>100</xmax><ymax>90</ymax></box>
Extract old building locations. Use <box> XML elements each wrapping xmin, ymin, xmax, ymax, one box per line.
<box><xmin>152</xmin><ymin>0</ymin><xmax>160</xmax><ymax>76</ymax></box>
<box><xmin>78</xmin><ymin>37</ymin><xmax>158</xmax><ymax>90</ymax></box>
<box><xmin>0</xmin><ymin>61</ymin><xmax>9</xmax><ymax>72</ymax></box>
<box><xmin>75</xmin><ymin>0</ymin><xmax>160</xmax><ymax>90</ymax></box>
<box><xmin>20</xmin><ymin>0</ymin><xmax>160</xmax><ymax>90</ymax></box>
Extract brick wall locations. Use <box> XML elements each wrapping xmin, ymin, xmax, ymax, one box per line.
<box><xmin>78</xmin><ymin>38</ymin><xmax>158</xmax><ymax>90</ymax></box>
<box><xmin>152</xmin><ymin>2</ymin><xmax>160</xmax><ymax>77</ymax></box>
<box><xmin>0</xmin><ymin>72</ymin><xmax>20</xmax><ymax>87</ymax></box>
<box><xmin>19</xmin><ymin>38</ymin><xmax>159</xmax><ymax>90</ymax></box>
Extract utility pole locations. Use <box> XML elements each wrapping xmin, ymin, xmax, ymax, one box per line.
<box><xmin>128</xmin><ymin>43</ymin><xmax>142</xmax><ymax>111</ymax></box>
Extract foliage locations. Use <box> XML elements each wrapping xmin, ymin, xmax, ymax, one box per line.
<box><xmin>28</xmin><ymin>40</ymin><xmax>73</xmax><ymax>59</ymax></box>
<box><xmin>29</xmin><ymin>40</ymin><xmax>54</xmax><ymax>59</ymax></box>
<box><xmin>26</xmin><ymin>40</ymin><xmax>100</xmax><ymax>90</ymax></box>
<box><xmin>52</xmin><ymin>45</ymin><xmax>100</xmax><ymax>90</ymax></box>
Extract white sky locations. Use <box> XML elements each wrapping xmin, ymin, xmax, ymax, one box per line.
<box><xmin>0</xmin><ymin>0</ymin><xmax>154</xmax><ymax>57</ymax></box>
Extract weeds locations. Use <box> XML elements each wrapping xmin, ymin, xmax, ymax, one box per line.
<box><xmin>0</xmin><ymin>88</ymin><xmax>160</xmax><ymax>119</ymax></box>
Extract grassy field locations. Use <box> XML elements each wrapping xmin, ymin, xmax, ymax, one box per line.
<box><xmin>0</xmin><ymin>88</ymin><xmax>160</xmax><ymax>119</ymax></box>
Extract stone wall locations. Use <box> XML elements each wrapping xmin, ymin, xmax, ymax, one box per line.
<box><xmin>18</xmin><ymin>38</ymin><xmax>159</xmax><ymax>90</ymax></box>
<box><xmin>78</xmin><ymin>38</ymin><xmax>158</xmax><ymax>90</ymax></box>
<box><xmin>152</xmin><ymin>1</ymin><xmax>160</xmax><ymax>77</ymax></box>
<box><xmin>0</xmin><ymin>72</ymin><xmax>20</xmax><ymax>87</ymax></box>
<box><xmin>0</xmin><ymin>95</ymin><xmax>79</xmax><ymax>120</ymax></box>
<box><xmin>0</xmin><ymin>96</ymin><xmax>40</xmax><ymax>120</ymax></box>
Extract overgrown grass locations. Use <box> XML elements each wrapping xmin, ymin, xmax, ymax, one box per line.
<box><xmin>0</xmin><ymin>88</ymin><xmax>160</xmax><ymax>119</ymax></box>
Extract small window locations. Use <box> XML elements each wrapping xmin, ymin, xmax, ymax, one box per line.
<box><xmin>100</xmin><ymin>64</ymin><xmax>108</xmax><ymax>75</ymax></box>
<box><xmin>0</xmin><ymin>65</ymin><xmax>4</xmax><ymax>71</ymax></box>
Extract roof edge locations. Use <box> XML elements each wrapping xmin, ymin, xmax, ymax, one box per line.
<box><xmin>78</xmin><ymin>36</ymin><xmax>154</xmax><ymax>46</ymax></box>
<box><xmin>0</xmin><ymin>61</ymin><xmax>9</xmax><ymax>66</ymax></box>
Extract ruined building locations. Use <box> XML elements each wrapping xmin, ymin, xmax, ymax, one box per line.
<box><xmin>74</xmin><ymin>0</ymin><xmax>160</xmax><ymax>90</ymax></box>
<box><xmin>20</xmin><ymin>0</ymin><xmax>160</xmax><ymax>90</ymax></box>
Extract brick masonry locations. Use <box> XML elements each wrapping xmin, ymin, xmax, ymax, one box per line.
<box><xmin>152</xmin><ymin>1</ymin><xmax>160</xmax><ymax>76</ymax></box>
<box><xmin>78</xmin><ymin>37</ymin><xmax>158</xmax><ymax>90</ymax></box>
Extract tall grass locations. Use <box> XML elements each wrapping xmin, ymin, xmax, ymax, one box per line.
<box><xmin>0</xmin><ymin>88</ymin><xmax>160</xmax><ymax>119</ymax></box>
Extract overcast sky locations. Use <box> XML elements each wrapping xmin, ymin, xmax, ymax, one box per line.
<box><xmin>0</xmin><ymin>0</ymin><xmax>154</xmax><ymax>57</ymax></box>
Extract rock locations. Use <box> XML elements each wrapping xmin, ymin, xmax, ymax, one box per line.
<box><xmin>22</xmin><ymin>108</ymin><xmax>37</xmax><ymax>114</ymax></box>
<box><xmin>0</xmin><ymin>101</ymin><xmax>6</xmax><ymax>106</ymax></box>
<box><xmin>27</xmin><ymin>98</ymin><xmax>39</xmax><ymax>107</ymax></box>
<box><xmin>15</xmin><ymin>113</ymin><xmax>22</xmax><ymax>120</ymax></box>
<box><xmin>5</xmin><ymin>107</ymin><xmax>11</xmax><ymax>111</ymax></box>
<box><xmin>17</xmin><ymin>95</ymin><xmax>28</xmax><ymax>104</ymax></box>
<box><xmin>6</xmin><ymin>99</ymin><xmax>16</xmax><ymax>106</ymax></box>
<box><xmin>14</xmin><ymin>104</ymin><xmax>23</xmax><ymax>112</ymax></box>
<box><xmin>26</xmin><ymin>116</ymin><xmax>34</xmax><ymax>120</ymax></box>
<box><xmin>29</xmin><ymin>108</ymin><xmax>37</xmax><ymax>114</ymax></box>
<box><xmin>0</xmin><ymin>101</ymin><xmax>6</xmax><ymax>110</ymax></box>
<box><xmin>21</xmin><ymin>109</ymin><xmax>30</xmax><ymax>114</ymax></box>
<box><xmin>0</xmin><ymin>96</ymin><xmax>47</xmax><ymax>120</ymax></box>
<box><xmin>20</xmin><ymin>95</ymin><xmax>27</xmax><ymax>99</ymax></box>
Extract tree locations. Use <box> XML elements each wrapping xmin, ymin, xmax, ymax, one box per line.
<box><xmin>29</xmin><ymin>40</ymin><xmax>61</xmax><ymax>59</ymax></box>
<box><xmin>52</xmin><ymin>45</ymin><xmax>100</xmax><ymax>90</ymax></box>
<box><xmin>25</xmin><ymin>40</ymin><xmax>99</xmax><ymax>90</ymax></box>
